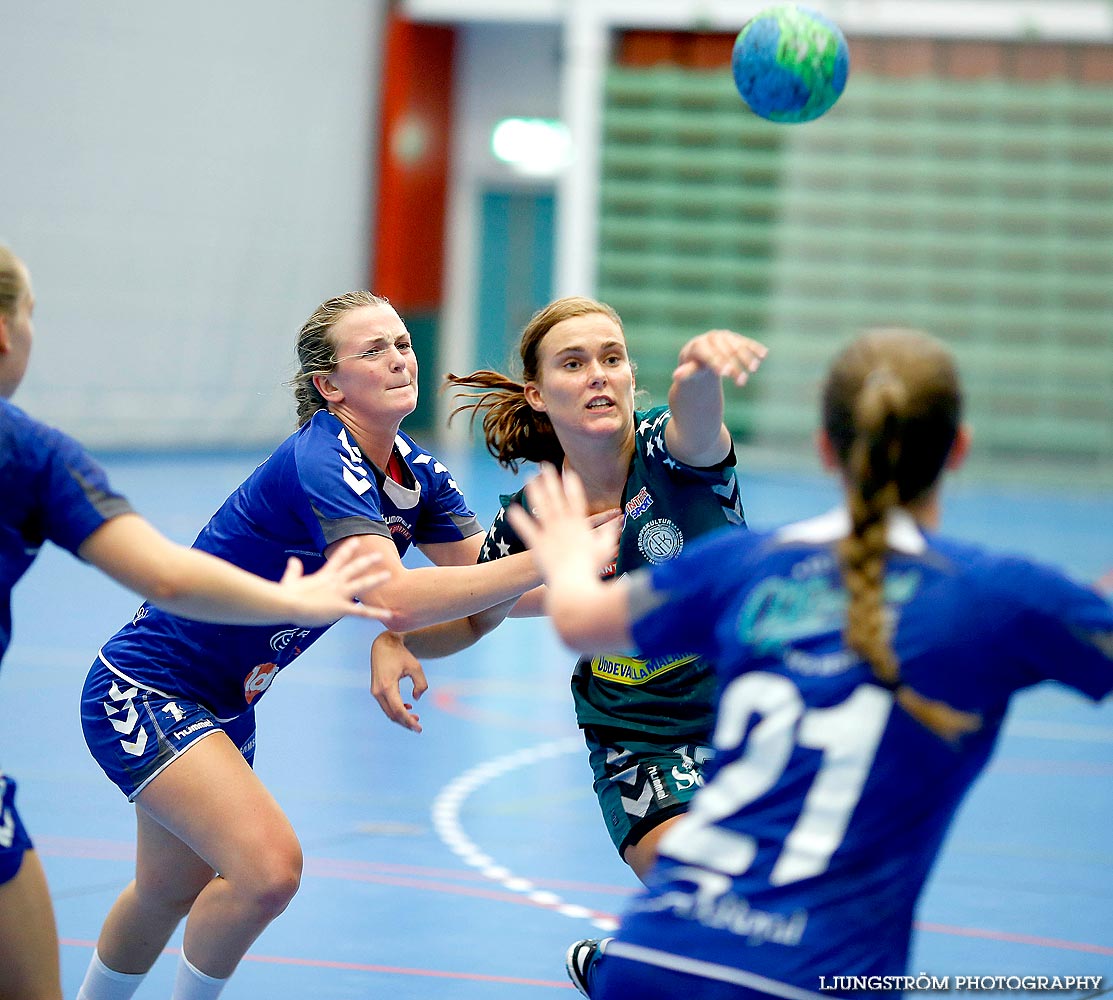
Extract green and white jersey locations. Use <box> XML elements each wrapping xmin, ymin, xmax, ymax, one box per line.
<box><xmin>479</xmin><ymin>405</ymin><xmax>747</xmax><ymax>738</ymax></box>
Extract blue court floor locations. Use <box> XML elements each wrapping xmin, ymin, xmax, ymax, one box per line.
<box><xmin>3</xmin><ymin>445</ymin><xmax>1111</xmax><ymax>998</ymax></box>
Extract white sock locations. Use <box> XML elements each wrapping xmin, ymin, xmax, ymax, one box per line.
<box><xmin>75</xmin><ymin>950</ymin><xmax>147</xmax><ymax>1000</ymax></box>
<box><xmin>171</xmin><ymin>951</ymin><xmax>229</xmax><ymax>1000</ymax></box>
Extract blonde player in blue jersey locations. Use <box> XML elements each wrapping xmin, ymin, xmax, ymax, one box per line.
<box><xmin>510</xmin><ymin>328</ymin><xmax>1113</xmax><ymax>999</ymax></box>
<box><xmin>0</xmin><ymin>247</ymin><xmax>390</xmax><ymax>1000</ymax></box>
<box><xmin>75</xmin><ymin>291</ymin><xmax>551</xmax><ymax>1000</ymax></box>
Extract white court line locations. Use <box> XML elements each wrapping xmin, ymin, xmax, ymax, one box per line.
<box><xmin>431</xmin><ymin>736</ymin><xmax>621</xmax><ymax>932</ymax></box>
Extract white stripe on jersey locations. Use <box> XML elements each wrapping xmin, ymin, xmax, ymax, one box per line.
<box><xmin>605</xmin><ymin>940</ymin><xmax>831</xmax><ymax>1000</ymax></box>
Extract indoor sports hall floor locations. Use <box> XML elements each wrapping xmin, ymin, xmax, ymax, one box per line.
<box><xmin>3</xmin><ymin>446</ymin><xmax>1111</xmax><ymax>998</ymax></box>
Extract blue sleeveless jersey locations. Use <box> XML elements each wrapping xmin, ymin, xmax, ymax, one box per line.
<box><xmin>98</xmin><ymin>410</ymin><xmax>480</xmax><ymax>720</ymax></box>
<box><xmin>615</xmin><ymin>508</ymin><xmax>1113</xmax><ymax>990</ymax></box>
<box><xmin>0</xmin><ymin>400</ymin><xmax>132</xmax><ymax>668</ymax></box>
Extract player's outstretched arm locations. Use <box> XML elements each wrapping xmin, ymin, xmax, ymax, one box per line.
<box><xmin>667</xmin><ymin>330</ymin><xmax>767</xmax><ymax>467</ymax></box>
<box><xmin>79</xmin><ymin>514</ymin><xmax>390</xmax><ymax>627</ymax></box>
<box><xmin>368</xmin><ymin>504</ymin><xmax>619</xmax><ymax>731</ymax></box>
<box><xmin>508</xmin><ymin>464</ymin><xmax>629</xmax><ymax>653</ymax></box>
<box><xmin>326</xmin><ymin>532</ymin><xmax>543</xmax><ymax>634</ymax></box>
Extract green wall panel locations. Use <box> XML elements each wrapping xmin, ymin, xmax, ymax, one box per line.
<box><xmin>598</xmin><ymin>65</ymin><xmax>1113</xmax><ymax>482</ymax></box>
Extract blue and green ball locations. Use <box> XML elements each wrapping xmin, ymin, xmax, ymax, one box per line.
<box><xmin>731</xmin><ymin>4</ymin><xmax>850</xmax><ymax>123</ymax></box>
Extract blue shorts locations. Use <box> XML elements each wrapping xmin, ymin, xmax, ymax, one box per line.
<box><xmin>584</xmin><ymin>727</ymin><xmax>715</xmax><ymax>856</ymax></box>
<box><xmin>81</xmin><ymin>655</ymin><xmax>257</xmax><ymax>801</ymax></box>
<box><xmin>0</xmin><ymin>774</ymin><xmax>35</xmax><ymax>885</ymax></box>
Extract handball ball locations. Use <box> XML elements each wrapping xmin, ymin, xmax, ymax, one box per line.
<box><xmin>731</xmin><ymin>4</ymin><xmax>850</xmax><ymax>123</ymax></box>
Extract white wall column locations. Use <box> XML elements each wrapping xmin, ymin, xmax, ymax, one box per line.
<box><xmin>555</xmin><ymin>1</ymin><xmax>608</xmax><ymax>298</ymax></box>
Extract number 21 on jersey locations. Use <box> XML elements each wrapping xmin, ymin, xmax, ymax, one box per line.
<box><xmin>660</xmin><ymin>672</ymin><xmax>892</xmax><ymax>886</ymax></box>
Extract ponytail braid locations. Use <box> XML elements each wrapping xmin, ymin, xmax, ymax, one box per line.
<box><xmin>828</xmin><ymin>332</ymin><xmax>981</xmax><ymax>744</ymax></box>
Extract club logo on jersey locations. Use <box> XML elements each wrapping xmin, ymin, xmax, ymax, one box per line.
<box><xmin>269</xmin><ymin>628</ymin><xmax>311</xmax><ymax>654</ymax></box>
<box><xmin>132</xmin><ymin>605</ymin><xmax>149</xmax><ymax>626</ymax></box>
<box><xmin>244</xmin><ymin>662</ymin><xmax>279</xmax><ymax>704</ymax></box>
<box><xmin>637</xmin><ymin>518</ymin><xmax>683</xmax><ymax>564</ymax></box>
<box><xmin>624</xmin><ymin>487</ymin><xmax>654</xmax><ymax>521</ymax></box>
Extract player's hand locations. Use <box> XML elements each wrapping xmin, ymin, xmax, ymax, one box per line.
<box><xmin>589</xmin><ymin>507</ymin><xmax>623</xmax><ymax>569</ymax></box>
<box><xmin>370</xmin><ymin>630</ymin><xmax>427</xmax><ymax>733</ymax></box>
<box><xmin>673</xmin><ymin>330</ymin><xmax>767</xmax><ymax>387</ymax></box>
<box><xmin>279</xmin><ymin>538</ymin><xmax>391</xmax><ymax>626</ymax></box>
<box><xmin>509</xmin><ymin>465</ymin><xmax>615</xmax><ymax>587</ymax></box>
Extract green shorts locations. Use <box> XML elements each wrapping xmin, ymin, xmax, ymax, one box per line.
<box><xmin>583</xmin><ymin>726</ymin><xmax>715</xmax><ymax>856</ymax></box>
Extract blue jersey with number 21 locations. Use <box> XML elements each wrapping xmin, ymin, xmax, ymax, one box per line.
<box><xmin>611</xmin><ymin>507</ymin><xmax>1113</xmax><ymax>994</ymax></box>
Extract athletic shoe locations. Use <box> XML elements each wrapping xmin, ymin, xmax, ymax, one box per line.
<box><xmin>565</xmin><ymin>937</ymin><xmax>612</xmax><ymax>998</ymax></box>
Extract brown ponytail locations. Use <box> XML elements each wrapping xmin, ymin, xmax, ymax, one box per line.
<box><xmin>825</xmin><ymin>329</ymin><xmax>981</xmax><ymax>743</ymax></box>
<box><xmin>445</xmin><ymin>370</ymin><xmax>564</xmax><ymax>472</ymax></box>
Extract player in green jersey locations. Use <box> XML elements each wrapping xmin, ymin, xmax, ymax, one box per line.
<box><xmin>371</xmin><ymin>295</ymin><xmax>765</xmax><ymax>881</ymax></box>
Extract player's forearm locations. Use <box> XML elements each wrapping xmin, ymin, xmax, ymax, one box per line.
<box><xmin>667</xmin><ymin>370</ymin><xmax>730</xmax><ymax>466</ymax></box>
<box><xmin>81</xmin><ymin>515</ymin><xmax>298</xmax><ymax>625</ymax></box>
<box><xmin>395</xmin><ymin>616</ymin><xmax>486</xmax><ymax>658</ymax></box>
<box><xmin>153</xmin><ymin>554</ymin><xmax>301</xmax><ymax>623</ymax></box>
<box><xmin>375</xmin><ymin>552</ymin><xmax>539</xmax><ymax>632</ymax></box>
<box><xmin>545</xmin><ymin>573</ymin><xmax>630</xmax><ymax>653</ymax></box>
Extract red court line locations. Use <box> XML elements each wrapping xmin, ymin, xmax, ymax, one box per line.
<box><xmin>35</xmin><ymin>835</ymin><xmax>136</xmax><ymax>860</ymax></box>
<box><xmin>429</xmin><ymin>679</ymin><xmax>575</xmax><ymax>733</ymax></box>
<box><xmin>307</xmin><ymin>863</ymin><xmax>619</xmax><ymax>917</ymax></box>
<box><xmin>48</xmin><ymin>842</ymin><xmax>1111</xmax><ymax>956</ymax></box>
<box><xmin>308</xmin><ymin>857</ymin><xmax>637</xmax><ymax>895</ymax></box>
<box><xmin>59</xmin><ymin>940</ymin><xmax>572</xmax><ymax>989</ymax></box>
<box><xmin>37</xmin><ymin>835</ymin><xmax>636</xmax><ymax>896</ymax></box>
<box><xmin>240</xmin><ymin>952</ymin><xmax>573</xmax><ymax>987</ymax></box>
<box><xmin>916</xmin><ymin>922</ymin><xmax>1113</xmax><ymax>956</ymax></box>
<box><xmin>430</xmin><ymin>688</ymin><xmax>567</xmax><ymax>731</ymax></box>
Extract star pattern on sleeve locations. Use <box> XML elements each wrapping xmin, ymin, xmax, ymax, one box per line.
<box><xmin>639</xmin><ymin>410</ymin><xmax>675</xmax><ymax>468</ymax></box>
<box><xmin>479</xmin><ymin>499</ymin><xmax>525</xmax><ymax>563</ymax></box>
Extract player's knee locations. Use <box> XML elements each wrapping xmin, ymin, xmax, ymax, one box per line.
<box><xmin>245</xmin><ymin>840</ymin><xmax>303</xmax><ymax>919</ymax></box>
